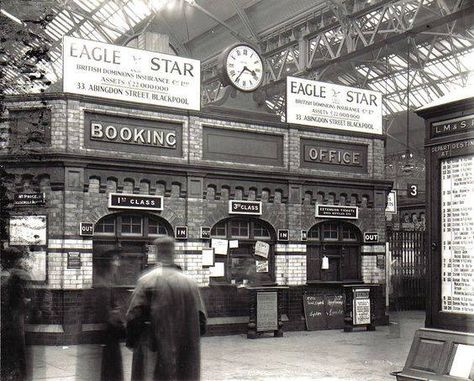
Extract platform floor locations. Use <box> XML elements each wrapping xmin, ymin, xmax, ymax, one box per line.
<box><xmin>29</xmin><ymin>310</ymin><xmax>424</xmax><ymax>381</ymax></box>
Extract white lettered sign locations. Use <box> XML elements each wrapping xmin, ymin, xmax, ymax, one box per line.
<box><xmin>286</xmin><ymin>76</ymin><xmax>382</xmax><ymax>135</ymax></box>
<box><xmin>63</xmin><ymin>36</ymin><xmax>200</xmax><ymax>111</ymax></box>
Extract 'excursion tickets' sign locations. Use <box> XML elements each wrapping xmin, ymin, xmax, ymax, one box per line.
<box><xmin>286</xmin><ymin>76</ymin><xmax>382</xmax><ymax>135</ymax></box>
<box><xmin>63</xmin><ymin>36</ymin><xmax>200</xmax><ymax>111</ymax></box>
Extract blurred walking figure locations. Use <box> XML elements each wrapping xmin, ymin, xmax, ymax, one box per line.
<box><xmin>126</xmin><ymin>236</ymin><xmax>207</xmax><ymax>381</ymax></box>
<box><xmin>100</xmin><ymin>251</ymin><xmax>125</xmax><ymax>381</ymax></box>
<box><xmin>1</xmin><ymin>247</ymin><xmax>32</xmax><ymax>381</ymax></box>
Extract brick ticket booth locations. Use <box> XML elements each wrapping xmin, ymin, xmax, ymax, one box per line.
<box><xmin>2</xmin><ymin>76</ymin><xmax>391</xmax><ymax>344</ymax></box>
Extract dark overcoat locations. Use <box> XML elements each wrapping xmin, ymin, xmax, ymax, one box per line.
<box><xmin>126</xmin><ymin>265</ymin><xmax>207</xmax><ymax>381</ymax></box>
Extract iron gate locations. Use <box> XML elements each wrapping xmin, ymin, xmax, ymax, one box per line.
<box><xmin>388</xmin><ymin>230</ymin><xmax>427</xmax><ymax>311</ymax></box>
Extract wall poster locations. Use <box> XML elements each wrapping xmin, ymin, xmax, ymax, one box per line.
<box><xmin>441</xmin><ymin>154</ymin><xmax>474</xmax><ymax>314</ymax></box>
<box><xmin>9</xmin><ymin>215</ymin><xmax>47</xmax><ymax>246</ymax></box>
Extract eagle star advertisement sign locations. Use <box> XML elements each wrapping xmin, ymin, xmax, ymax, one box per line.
<box><xmin>63</xmin><ymin>36</ymin><xmax>200</xmax><ymax>111</ymax></box>
<box><xmin>286</xmin><ymin>76</ymin><xmax>383</xmax><ymax>135</ymax></box>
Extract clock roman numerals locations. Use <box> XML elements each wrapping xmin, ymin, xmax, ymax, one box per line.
<box><xmin>224</xmin><ymin>44</ymin><xmax>263</xmax><ymax>92</ymax></box>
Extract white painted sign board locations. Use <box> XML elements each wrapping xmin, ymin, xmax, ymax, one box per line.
<box><xmin>286</xmin><ymin>76</ymin><xmax>383</xmax><ymax>135</ymax></box>
<box><xmin>63</xmin><ymin>36</ymin><xmax>201</xmax><ymax>111</ymax></box>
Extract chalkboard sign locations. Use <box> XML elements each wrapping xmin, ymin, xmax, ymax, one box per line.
<box><xmin>326</xmin><ymin>294</ymin><xmax>345</xmax><ymax>329</ymax></box>
<box><xmin>303</xmin><ymin>294</ymin><xmax>326</xmax><ymax>330</ymax></box>
<box><xmin>257</xmin><ymin>291</ymin><xmax>278</xmax><ymax>332</ymax></box>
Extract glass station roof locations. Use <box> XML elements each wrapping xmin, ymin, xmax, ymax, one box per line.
<box><xmin>1</xmin><ymin>0</ymin><xmax>473</xmax><ymax>118</ymax></box>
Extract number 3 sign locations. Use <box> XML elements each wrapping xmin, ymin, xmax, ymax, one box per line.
<box><xmin>408</xmin><ymin>184</ymin><xmax>418</xmax><ymax>198</ymax></box>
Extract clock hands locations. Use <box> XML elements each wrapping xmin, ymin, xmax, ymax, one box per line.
<box><xmin>235</xmin><ymin>67</ymin><xmax>246</xmax><ymax>82</ymax></box>
<box><xmin>235</xmin><ymin>66</ymin><xmax>258</xmax><ymax>82</ymax></box>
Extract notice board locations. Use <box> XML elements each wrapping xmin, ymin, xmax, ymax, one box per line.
<box><xmin>441</xmin><ymin>155</ymin><xmax>474</xmax><ymax>315</ymax></box>
<box><xmin>257</xmin><ymin>291</ymin><xmax>278</xmax><ymax>332</ymax></box>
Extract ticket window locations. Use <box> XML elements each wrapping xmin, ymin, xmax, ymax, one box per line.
<box><xmin>210</xmin><ymin>218</ymin><xmax>276</xmax><ymax>286</ymax></box>
<box><xmin>92</xmin><ymin>213</ymin><xmax>171</xmax><ymax>287</ymax></box>
<box><xmin>306</xmin><ymin>222</ymin><xmax>361</xmax><ymax>283</ymax></box>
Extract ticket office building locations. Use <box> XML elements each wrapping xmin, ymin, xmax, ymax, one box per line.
<box><xmin>2</xmin><ymin>93</ymin><xmax>391</xmax><ymax>343</ymax></box>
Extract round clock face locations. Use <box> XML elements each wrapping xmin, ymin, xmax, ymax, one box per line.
<box><xmin>225</xmin><ymin>44</ymin><xmax>264</xmax><ymax>92</ymax></box>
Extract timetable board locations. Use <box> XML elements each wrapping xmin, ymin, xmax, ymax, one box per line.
<box><xmin>441</xmin><ymin>154</ymin><xmax>474</xmax><ymax>314</ymax></box>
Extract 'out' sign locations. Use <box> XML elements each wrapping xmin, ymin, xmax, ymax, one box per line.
<box><xmin>80</xmin><ymin>222</ymin><xmax>94</xmax><ymax>236</ymax></box>
<box><xmin>364</xmin><ymin>232</ymin><xmax>379</xmax><ymax>243</ymax></box>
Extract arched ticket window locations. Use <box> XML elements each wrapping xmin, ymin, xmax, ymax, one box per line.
<box><xmin>210</xmin><ymin>217</ymin><xmax>276</xmax><ymax>286</ymax></box>
<box><xmin>306</xmin><ymin>221</ymin><xmax>362</xmax><ymax>283</ymax></box>
<box><xmin>92</xmin><ymin>213</ymin><xmax>172</xmax><ymax>287</ymax></box>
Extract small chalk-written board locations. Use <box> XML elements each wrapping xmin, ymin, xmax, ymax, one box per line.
<box><xmin>303</xmin><ymin>294</ymin><xmax>326</xmax><ymax>330</ymax></box>
<box><xmin>326</xmin><ymin>294</ymin><xmax>345</xmax><ymax>329</ymax></box>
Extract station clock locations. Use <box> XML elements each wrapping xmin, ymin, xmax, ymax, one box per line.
<box><xmin>221</xmin><ymin>43</ymin><xmax>264</xmax><ymax>92</ymax></box>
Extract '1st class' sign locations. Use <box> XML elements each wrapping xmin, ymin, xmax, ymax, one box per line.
<box><xmin>109</xmin><ymin>193</ymin><xmax>163</xmax><ymax>211</ymax></box>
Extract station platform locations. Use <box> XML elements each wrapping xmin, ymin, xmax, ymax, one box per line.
<box><xmin>29</xmin><ymin>310</ymin><xmax>423</xmax><ymax>381</ymax></box>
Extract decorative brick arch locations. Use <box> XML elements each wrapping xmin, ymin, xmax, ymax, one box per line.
<box><xmin>303</xmin><ymin>218</ymin><xmax>363</xmax><ymax>236</ymax></box>
<box><xmin>307</xmin><ymin>220</ymin><xmax>363</xmax><ymax>241</ymax></box>
<box><xmin>87</xmin><ymin>210</ymin><xmax>174</xmax><ymax>235</ymax></box>
<box><xmin>207</xmin><ymin>215</ymin><xmax>277</xmax><ymax>240</ymax></box>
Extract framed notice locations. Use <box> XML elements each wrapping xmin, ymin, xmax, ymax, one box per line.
<box><xmin>63</xmin><ymin>36</ymin><xmax>200</xmax><ymax>111</ymax></box>
<box><xmin>67</xmin><ymin>252</ymin><xmax>81</xmax><ymax>269</ymax></box>
<box><xmin>353</xmin><ymin>288</ymin><xmax>371</xmax><ymax>325</ymax></box>
<box><xmin>9</xmin><ymin>215</ymin><xmax>47</xmax><ymax>246</ymax></box>
<box><xmin>353</xmin><ymin>298</ymin><xmax>371</xmax><ymax>325</ymax></box>
<box><xmin>286</xmin><ymin>76</ymin><xmax>382</xmax><ymax>135</ymax></box>
<box><xmin>441</xmin><ymin>155</ymin><xmax>474</xmax><ymax>314</ymax></box>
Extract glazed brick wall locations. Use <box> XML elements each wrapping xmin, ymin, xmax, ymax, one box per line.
<box><xmin>4</xmin><ymin>96</ymin><xmax>390</xmax><ymax>344</ymax></box>
<box><xmin>275</xmin><ymin>254</ymin><xmax>307</xmax><ymax>285</ymax></box>
<box><xmin>361</xmin><ymin>255</ymin><xmax>385</xmax><ymax>284</ymax></box>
